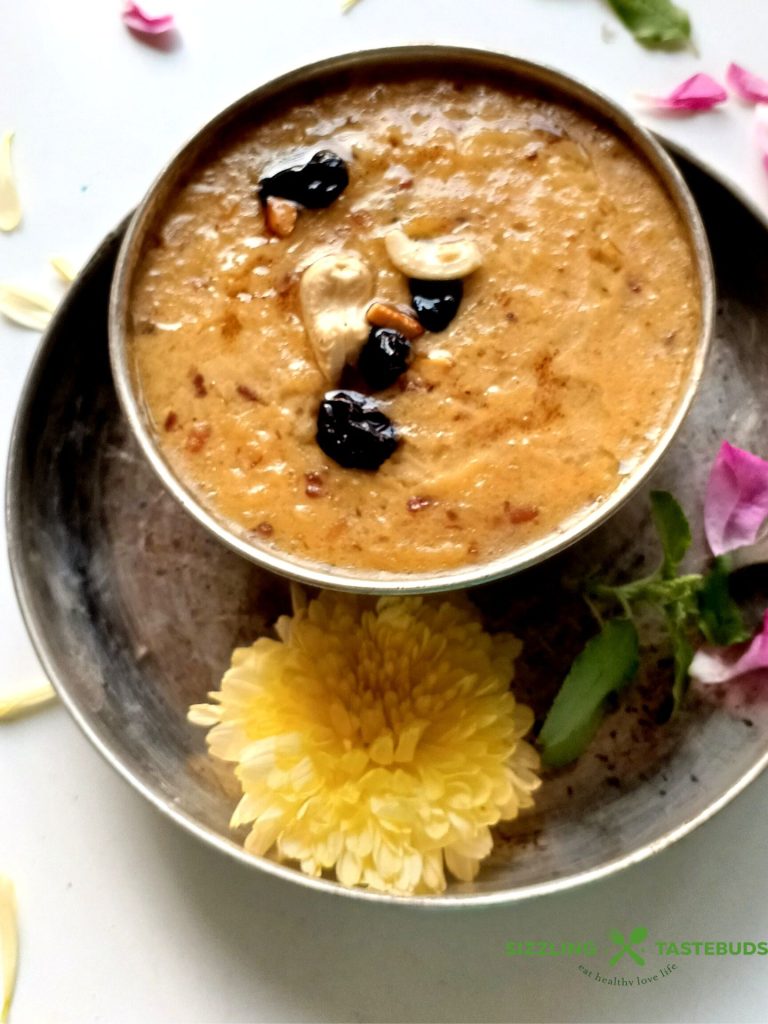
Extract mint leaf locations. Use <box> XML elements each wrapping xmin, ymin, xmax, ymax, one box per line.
<box><xmin>539</xmin><ymin>619</ymin><xmax>640</xmax><ymax>767</ymax></box>
<box><xmin>650</xmin><ymin>490</ymin><xmax>691</xmax><ymax>578</ymax></box>
<box><xmin>671</xmin><ymin>629</ymin><xmax>693</xmax><ymax>714</ymax></box>
<box><xmin>697</xmin><ymin>556</ymin><xmax>751</xmax><ymax>646</ymax></box>
<box><xmin>663</xmin><ymin>603</ymin><xmax>694</xmax><ymax>716</ymax></box>
<box><xmin>607</xmin><ymin>0</ymin><xmax>691</xmax><ymax>48</ymax></box>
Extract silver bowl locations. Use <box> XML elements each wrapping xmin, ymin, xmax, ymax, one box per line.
<box><xmin>108</xmin><ymin>46</ymin><xmax>715</xmax><ymax>595</ymax></box>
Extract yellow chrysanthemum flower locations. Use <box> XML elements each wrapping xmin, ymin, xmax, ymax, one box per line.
<box><xmin>189</xmin><ymin>592</ymin><xmax>540</xmax><ymax>895</ymax></box>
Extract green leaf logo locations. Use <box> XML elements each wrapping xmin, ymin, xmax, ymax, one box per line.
<box><xmin>609</xmin><ymin>926</ymin><xmax>647</xmax><ymax>966</ymax></box>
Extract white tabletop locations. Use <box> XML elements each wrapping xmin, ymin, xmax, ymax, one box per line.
<box><xmin>2</xmin><ymin>2</ymin><xmax>768</xmax><ymax>1021</ymax></box>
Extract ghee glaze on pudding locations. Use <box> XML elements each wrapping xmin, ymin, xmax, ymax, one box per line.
<box><xmin>128</xmin><ymin>77</ymin><xmax>701</xmax><ymax>574</ymax></box>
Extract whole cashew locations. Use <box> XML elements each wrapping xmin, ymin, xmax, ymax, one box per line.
<box><xmin>384</xmin><ymin>228</ymin><xmax>483</xmax><ymax>280</ymax></box>
<box><xmin>299</xmin><ymin>253</ymin><xmax>374</xmax><ymax>383</ymax></box>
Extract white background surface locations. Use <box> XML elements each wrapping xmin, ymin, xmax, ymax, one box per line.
<box><xmin>2</xmin><ymin>1</ymin><xmax>768</xmax><ymax>1021</ymax></box>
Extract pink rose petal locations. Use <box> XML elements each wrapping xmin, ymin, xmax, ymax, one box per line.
<box><xmin>704</xmin><ymin>442</ymin><xmax>768</xmax><ymax>556</ymax></box>
<box><xmin>757</xmin><ymin>104</ymin><xmax>768</xmax><ymax>174</ymax></box>
<box><xmin>726</xmin><ymin>63</ymin><xmax>768</xmax><ymax>104</ymax></box>
<box><xmin>691</xmin><ymin>610</ymin><xmax>768</xmax><ymax>685</ymax></box>
<box><xmin>638</xmin><ymin>73</ymin><xmax>728</xmax><ymax>113</ymax></box>
<box><xmin>122</xmin><ymin>2</ymin><xmax>174</xmax><ymax>35</ymax></box>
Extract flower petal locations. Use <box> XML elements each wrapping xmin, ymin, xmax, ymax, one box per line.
<box><xmin>726</xmin><ymin>63</ymin><xmax>768</xmax><ymax>104</ymax></box>
<box><xmin>0</xmin><ymin>284</ymin><xmax>56</xmax><ymax>331</ymax></box>
<box><xmin>188</xmin><ymin>590</ymin><xmax>538</xmax><ymax>895</ymax></box>
<box><xmin>122</xmin><ymin>3</ymin><xmax>175</xmax><ymax>35</ymax></box>
<box><xmin>0</xmin><ymin>683</ymin><xmax>56</xmax><ymax>720</ymax></box>
<box><xmin>690</xmin><ymin>610</ymin><xmax>768</xmax><ymax>684</ymax></box>
<box><xmin>638</xmin><ymin>73</ymin><xmax>728</xmax><ymax>112</ymax></box>
<box><xmin>50</xmin><ymin>256</ymin><xmax>76</xmax><ymax>283</ymax></box>
<box><xmin>0</xmin><ymin>875</ymin><xmax>18</xmax><ymax>1024</ymax></box>
<box><xmin>444</xmin><ymin>846</ymin><xmax>480</xmax><ymax>882</ymax></box>
<box><xmin>757</xmin><ymin>104</ymin><xmax>768</xmax><ymax>175</ymax></box>
<box><xmin>0</xmin><ymin>131</ymin><xmax>21</xmax><ymax>233</ymax></box>
<box><xmin>704</xmin><ymin>441</ymin><xmax>768</xmax><ymax>555</ymax></box>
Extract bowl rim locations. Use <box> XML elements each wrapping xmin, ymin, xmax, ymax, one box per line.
<box><xmin>7</xmin><ymin>78</ymin><xmax>768</xmax><ymax>912</ymax></box>
<box><xmin>108</xmin><ymin>44</ymin><xmax>715</xmax><ymax>595</ymax></box>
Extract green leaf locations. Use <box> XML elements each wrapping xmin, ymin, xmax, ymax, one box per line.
<box><xmin>664</xmin><ymin>603</ymin><xmax>694</xmax><ymax>716</ymax></box>
<box><xmin>539</xmin><ymin>619</ymin><xmax>640</xmax><ymax>767</ymax></box>
<box><xmin>650</xmin><ymin>490</ymin><xmax>691</xmax><ymax>578</ymax></box>
<box><xmin>697</xmin><ymin>556</ymin><xmax>751</xmax><ymax>646</ymax></box>
<box><xmin>606</xmin><ymin>0</ymin><xmax>691</xmax><ymax>48</ymax></box>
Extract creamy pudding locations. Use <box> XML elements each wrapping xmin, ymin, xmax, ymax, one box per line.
<box><xmin>128</xmin><ymin>76</ymin><xmax>700</xmax><ymax>574</ymax></box>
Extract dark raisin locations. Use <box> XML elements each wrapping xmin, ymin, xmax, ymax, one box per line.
<box><xmin>258</xmin><ymin>166</ymin><xmax>305</xmax><ymax>206</ymax></box>
<box><xmin>316</xmin><ymin>391</ymin><xmax>398</xmax><ymax>470</ymax></box>
<box><xmin>358</xmin><ymin>328</ymin><xmax>411</xmax><ymax>390</ymax></box>
<box><xmin>258</xmin><ymin>150</ymin><xmax>349</xmax><ymax>210</ymax></box>
<box><xmin>408</xmin><ymin>278</ymin><xmax>463</xmax><ymax>333</ymax></box>
<box><xmin>301</xmin><ymin>151</ymin><xmax>349</xmax><ymax>208</ymax></box>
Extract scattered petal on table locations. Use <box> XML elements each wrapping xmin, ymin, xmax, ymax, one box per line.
<box><xmin>0</xmin><ymin>132</ymin><xmax>21</xmax><ymax>233</ymax></box>
<box><xmin>704</xmin><ymin>441</ymin><xmax>768</xmax><ymax>557</ymax></box>
<box><xmin>0</xmin><ymin>683</ymin><xmax>56</xmax><ymax>720</ymax></box>
<box><xmin>637</xmin><ymin>73</ymin><xmax>728</xmax><ymax>112</ymax></box>
<box><xmin>49</xmin><ymin>256</ymin><xmax>76</xmax><ymax>283</ymax></box>
<box><xmin>726</xmin><ymin>62</ymin><xmax>768</xmax><ymax>104</ymax></box>
<box><xmin>691</xmin><ymin>610</ymin><xmax>768</xmax><ymax>685</ymax></box>
<box><xmin>0</xmin><ymin>284</ymin><xmax>56</xmax><ymax>331</ymax></box>
<box><xmin>0</xmin><ymin>876</ymin><xmax>17</xmax><ymax>1024</ymax></box>
<box><xmin>757</xmin><ymin>104</ymin><xmax>768</xmax><ymax>174</ymax></box>
<box><xmin>122</xmin><ymin>2</ymin><xmax>175</xmax><ymax>35</ymax></box>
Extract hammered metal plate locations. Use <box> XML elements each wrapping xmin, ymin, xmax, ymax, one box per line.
<box><xmin>7</xmin><ymin>154</ymin><xmax>768</xmax><ymax>905</ymax></box>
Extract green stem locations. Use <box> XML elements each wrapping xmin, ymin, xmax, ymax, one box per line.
<box><xmin>590</xmin><ymin>573</ymin><xmax>703</xmax><ymax>608</ymax></box>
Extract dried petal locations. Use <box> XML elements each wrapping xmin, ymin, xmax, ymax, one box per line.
<box><xmin>0</xmin><ymin>132</ymin><xmax>21</xmax><ymax>233</ymax></box>
<box><xmin>638</xmin><ymin>73</ymin><xmax>728</xmax><ymax>112</ymax></box>
<box><xmin>0</xmin><ymin>284</ymin><xmax>56</xmax><ymax>331</ymax></box>
<box><xmin>0</xmin><ymin>683</ymin><xmax>56</xmax><ymax>720</ymax></box>
<box><xmin>122</xmin><ymin>2</ymin><xmax>175</xmax><ymax>35</ymax></box>
<box><xmin>691</xmin><ymin>610</ymin><xmax>768</xmax><ymax>684</ymax></box>
<box><xmin>757</xmin><ymin>104</ymin><xmax>768</xmax><ymax>174</ymax></box>
<box><xmin>704</xmin><ymin>441</ymin><xmax>768</xmax><ymax>556</ymax></box>
<box><xmin>50</xmin><ymin>256</ymin><xmax>76</xmax><ymax>283</ymax></box>
<box><xmin>0</xmin><ymin>876</ymin><xmax>17</xmax><ymax>1024</ymax></box>
<box><xmin>726</xmin><ymin>62</ymin><xmax>768</xmax><ymax>104</ymax></box>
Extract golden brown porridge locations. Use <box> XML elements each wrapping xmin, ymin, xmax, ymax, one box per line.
<box><xmin>129</xmin><ymin>76</ymin><xmax>700</xmax><ymax>574</ymax></box>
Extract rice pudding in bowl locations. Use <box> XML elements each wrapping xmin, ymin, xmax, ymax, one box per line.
<box><xmin>111</xmin><ymin>49</ymin><xmax>713</xmax><ymax>590</ymax></box>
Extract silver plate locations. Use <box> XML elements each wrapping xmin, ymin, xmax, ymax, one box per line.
<box><xmin>6</xmin><ymin>153</ymin><xmax>768</xmax><ymax>906</ymax></box>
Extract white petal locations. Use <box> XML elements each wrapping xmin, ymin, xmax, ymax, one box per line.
<box><xmin>244</xmin><ymin>810</ymin><xmax>285</xmax><ymax>856</ymax></box>
<box><xmin>444</xmin><ymin>847</ymin><xmax>480</xmax><ymax>882</ymax></box>
<box><xmin>50</xmin><ymin>256</ymin><xmax>76</xmax><ymax>283</ymax></box>
<box><xmin>0</xmin><ymin>683</ymin><xmax>56</xmax><ymax>720</ymax></box>
<box><xmin>336</xmin><ymin>849</ymin><xmax>363</xmax><ymax>887</ymax></box>
<box><xmin>421</xmin><ymin>851</ymin><xmax>446</xmax><ymax>893</ymax></box>
<box><xmin>0</xmin><ymin>283</ymin><xmax>56</xmax><ymax>331</ymax></box>
<box><xmin>0</xmin><ymin>132</ymin><xmax>21</xmax><ymax>232</ymax></box>
<box><xmin>187</xmin><ymin>703</ymin><xmax>220</xmax><ymax>727</ymax></box>
<box><xmin>447</xmin><ymin>827</ymin><xmax>493</xmax><ymax>861</ymax></box>
<box><xmin>0</xmin><ymin>875</ymin><xmax>18</xmax><ymax>1023</ymax></box>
